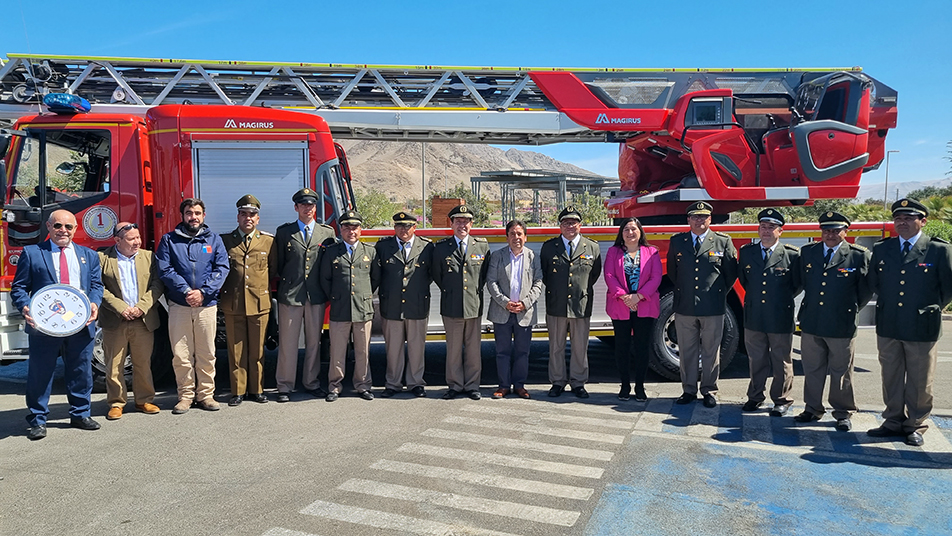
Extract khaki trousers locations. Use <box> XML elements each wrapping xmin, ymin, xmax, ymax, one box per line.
<box><xmin>877</xmin><ymin>336</ymin><xmax>938</xmax><ymax>435</ymax></box>
<box><xmin>800</xmin><ymin>332</ymin><xmax>857</xmax><ymax>420</ymax></box>
<box><xmin>675</xmin><ymin>314</ymin><xmax>723</xmax><ymax>396</ymax></box>
<box><xmin>102</xmin><ymin>320</ymin><xmax>155</xmax><ymax>407</ymax></box>
<box><xmin>168</xmin><ymin>303</ymin><xmax>217</xmax><ymax>402</ymax></box>
<box><xmin>276</xmin><ymin>302</ymin><xmax>325</xmax><ymax>393</ymax></box>
<box><xmin>443</xmin><ymin>316</ymin><xmax>482</xmax><ymax>392</ymax></box>
<box><xmin>224</xmin><ymin>313</ymin><xmax>268</xmax><ymax>396</ymax></box>
<box><xmin>547</xmin><ymin>315</ymin><xmax>591</xmax><ymax>389</ymax></box>
<box><xmin>744</xmin><ymin>329</ymin><xmax>794</xmax><ymax>405</ymax></box>
<box><xmin>328</xmin><ymin>320</ymin><xmax>372</xmax><ymax>393</ymax></box>
<box><xmin>383</xmin><ymin>317</ymin><xmax>427</xmax><ymax>391</ymax></box>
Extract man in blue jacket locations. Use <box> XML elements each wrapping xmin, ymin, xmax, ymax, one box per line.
<box><xmin>12</xmin><ymin>210</ymin><xmax>104</xmax><ymax>441</ymax></box>
<box><xmin>156</xmin><ymin>198</ymin><xmax>229</xmax><ymax>414</ymax></box>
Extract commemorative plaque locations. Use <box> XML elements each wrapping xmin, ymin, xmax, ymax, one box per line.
<box><xmin>28</xmin><ymin>284</ymin><xmax>92</xmax><ymax>337</ymax></box>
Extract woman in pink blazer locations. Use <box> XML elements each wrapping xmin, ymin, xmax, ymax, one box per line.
<box><xmin>605</xmin><ymin>218</ymin><xmax>662</xmax><ymax>401</ymax></box>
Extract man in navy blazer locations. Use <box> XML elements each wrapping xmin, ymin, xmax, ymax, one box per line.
<box><xmin>12</xmin><ymin>210</ymin><xmax>104</xmax><ymax>441</ymax></box>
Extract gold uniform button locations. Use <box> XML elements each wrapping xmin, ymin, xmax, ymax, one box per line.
<box><xmin>822</xmin><ymin>282</ymin><xmax>826</xmax><ymax>286</ymax></box>
<box><xmin>762</xmin><ymin>281</ymin><xmax>766</xmax><ymax>285</ymax></box>
<box><xmin>900</xmin><ymin>281</ymin><xmax>905</xmax><ymax>285</ymax></box>
<box><xmin>402</xmin><ymin>299</ymin><xmax>406</xmax><ymax>303</ymax></box>
<box><xmin>901</xmin><ymin>270</ymin><xmax>906</xmax><ymax>274</ymax></box>
<box><xmin>695</xmin><ymin>286</ymin><xmax>699</xmax><ymax>290</ymax></box>
<box><xmin>695</xmin><ymin>277</ymin><xmax>699</xmax><ymax>281</ymax></box>
<box><xmin>899</xmin><ymin>303</ymin><xmax>903</xmax><ymax>307</ymax></box>
<box><xmin>569</xmin><ymin>283</ymin><xmax>573</xmax><ymax>287</ymax></box>
<box><xmin>819</xmin><ymin>301</ymin><xmax>824</xmax><ymax>305</ymax></box>
<box><xmin>820</xmin><ymin>292</ymin><xmax>824</xmax><ymax>296</ymax></box>
<box><xmin>762</xmin><ymin>300</ymin><xmax>766</xmax><ymax>303</ymax></box>
<box><xmin>899</xmin><ymin>292</ymin><xmax>904</xmax><ymax>296</ymax></box>
<box><xmin>762</xmin><ymin>290</ymin><xmax>766</xmax><ymax>294</ymax></box>
<box><xmin>464</xmin><ymin>286</ymin><xmax>468</xmax><ymax>290</ymax></box>
<box><xmin>823</xmin><ymin>272</ymin><xmax>828</xmax><ymax>277</ymax></box>
<box><xmin>569</xmin><ymin>273</ymin><xmax>573</xmax><ymax>277</ymax></box>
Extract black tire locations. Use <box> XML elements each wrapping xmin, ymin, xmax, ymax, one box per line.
<box><xmin>648</xmin><ymin>291</ymin><xmax>740</xmax><ymax>381</ymax></box>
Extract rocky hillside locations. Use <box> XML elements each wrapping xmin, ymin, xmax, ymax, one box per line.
<box><xmin>339</xmin><ymin>140</ymin><xmax>599</xmax><ymax>201</ymax></box>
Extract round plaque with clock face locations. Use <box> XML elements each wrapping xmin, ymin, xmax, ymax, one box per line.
<box><xmin>28</xmin><ymin>284</ymin><xmax>92</xmax><ymax>337</ymax></box>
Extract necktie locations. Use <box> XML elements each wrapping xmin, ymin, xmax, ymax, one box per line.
<box><xmin>58</xmin><ymin>246</ymin><xmax>69</xmax><ymax>285</ymax></box>
<box><xmin>763</xmin><ymin>247</ymin><xmax>770</xmax><ymax>262</ymax></box>
<box><xmin>303</xmin><ymin>226</ymin><xmax>310</xmax><ymax>243</ymax></box>
<box><xmin>823</xmin><ymin>247</ymin><xmax>833</xmax><ymax>266</ymax></box>
<box><xmin>694</xmin><ymin>236</ymin><xmax>700</xmax><ymax>254</ymax></box>
<box><xmin>458</xmin><ymin>239</ymin><xmax>465</xmax><ymax>257</ymax></box>
<box><xmin>568</xmin><ymin>240</ymin><xmax>575</xmax><ymax>258</ymax></box>
<box><xmin>902</xmin><ymin>241</ymin><xmax>911</xmax><ymax>257</ymax></box>
<box><xmin>348</xmin><ymin>245</ymin><xmax>354</xmax><ymax>260</ymax></box>
<box><xmin>402</xmin><ymin>240</ymin><xmax>410</xmax><ymax>261</ymax></box>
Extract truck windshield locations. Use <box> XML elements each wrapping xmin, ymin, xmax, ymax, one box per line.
<box><xmin>8</xmin><ymin>129</ymin><xmax>111</xmax><ymax>208</ymax></box>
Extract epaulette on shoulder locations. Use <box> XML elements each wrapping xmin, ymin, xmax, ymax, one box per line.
<box><xmin>783</xmin><ymin>243</ymin><xmax>799</xmax><ymax>251</ymax></box>
<box><xmin>739</xmin><ymin>242</ymin><xmax>757</xmax><ymax>250</ymax></box>
<box><xmin>473</xmin><ymin>236</ymin><xmax>487</xmax><ymax>243</ymax></box>
<box><xmin>849</xmin><ymin>242</ymin><xmax>867</xmax><ymax>251</ymax></box>
<box><xmin>277</xmin><ymin>221</ymin><xmax>296</xmax><ymax>229</ymax></box>
<box><xmin>713</xmin><ymin>231</ymin><xmax>732</xmax><ymax>238</ymax></box>
<box><xmin>318</xmin><ymin>223</ymin><xmax>333</xmax><ymax>230</ymax></box>
<box><xmin>418</xmin><ymin>236</ymin><xmax>432</xmax><ymax>243</ymax></box>
<box><xmin>378</xmin><ymin>235</ymin><xmax>396</xmax><ymax>242</ymax></box>
<box><xmin>932</xmin><ymin>236</ymin><xmax>950</xmax><ymax>245</ymax></box>
<box><xmin>258</xmin><ymin>230</ymin><xmax>274</xmax><ymax>237</ymax></box>
<box><xmin>438</xmin><ymin>236</ymin><xmax>456</xmax><ymax>245</ymax></box>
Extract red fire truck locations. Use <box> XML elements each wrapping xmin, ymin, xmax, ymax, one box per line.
<box><xmin>0</xmin><ymin>55</ymin><xmax>898</xmax><ymax>382</ymax></box>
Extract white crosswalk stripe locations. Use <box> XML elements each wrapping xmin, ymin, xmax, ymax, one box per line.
<box><xmin>420</xmin><ymin>428</ymin><xmax>616</xmax><ymax>460</ymax></box>
<box><xmin>370</xmin><ymin>459</ymin><xmax>595</xmax><ymax>500</ymax></box>
<box><xmin>300</xmin><ymin>500</ymin><xmax>521</xmax><ymax>536</ymax></box>
<box><xmin>443</xmin><ymin>415</ymin><xmax>627</xmax><ymax>444</ymax></box>
<box><xmin>459</xmin><ymin>404</ymin><xmax>635</xmax><ymax>429</ymax></box>
<box><xmin>396</xmin><ymin>442</ymin><xmax>605</xmax><ymax>479</ymax></box>
<box><xmin>337</xmin><ymin>478</ymin><xmax>581</xmax><ymax>526</ymax></box>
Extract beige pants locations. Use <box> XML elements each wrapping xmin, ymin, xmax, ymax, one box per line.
<box><xmin>328</xmin><ymin>320</ymin><xmax>372</xmax><ymax>393</ymax></box>
<box><xmin>225</xmin><ymin>313</ymin><xmax>268</xmax><ymax>396</ymax></box>
<box><xmin>383</xmin><ymin>317</ymin><xmax>427</xmax><ymax>391</ymax></box>
<box><xmin>276</xmin><ymin>302</ymin><xmax>325</xmax><ymax>393</ymax></box>
<box><xmin>168</xmin><ymin>303</ymin><xmax>217</xmax><ymax>402</ymax></box>
<box><xmin>877</xmin><ymin>336</ymin><xmax>937</xmax><ymax>434</ymax></box>
<box><xmin>443</xmin><ymin>316</ymin><xmax>482</xmax><ymax>392</ymax></box>
<box><xmin>744</xmin><ymin>329</ymin><xmax>794</xmax><ymax>405</ymax></box>
<box><xmin>800</xmin><ymin>332</ymin><xmax>857</xmax><ymax>420</ymax></box>
<box><xmin>547</xmin><ymin>315</ymin><xmax>591</xmax><ymax>389</ymax></box>
<box><xmin>102</xmin><ymin>320</ymin><xmax>155</xmax><ymax>407</ymax></box>
<box><xmin>675</xmin><ymin>314</ymin><xmax>723</xmax><ymax>396</ymax></box>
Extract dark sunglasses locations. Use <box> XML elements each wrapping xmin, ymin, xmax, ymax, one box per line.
<box><xmin>113</xmin><ymin>223</ymin><xmax>138</xmax><ymax>237</ymax></box>
<box><xmin>52</xmin><ymin>222</ymin><xmax>76</xmax><ymax>230</ymax></box>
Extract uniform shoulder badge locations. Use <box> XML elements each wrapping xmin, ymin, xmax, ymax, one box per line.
<box><xmin>473</xmin><ymin>236</ymin><xmax>487</xmax><ymax>243</ymax></box>
<box><xmin>714</xmin><ymin>231</ymin><xmax>731</xmax><ymax>238</ymax></box>
<box><xmin>258</xmin><ymin>230</ymin><xmax>274</xmax><ymax>237</ymax></box>
<box><xmin>419</xmin><ymin>236</ymin><xmax>432</xmax><ymax>243</ymax></box>
<box><xmin>932</xmin><ymin>236</ymin><xmax>950</xmax><ymax>245</ymax></box>
<box><xmin>438</xmin><ymin>236</ymin><xmax>456</xmax><ymax>245</ymax></box>
<box><xmin>782</xmin><ymin>243</ymin><xmax>799</xmax><ymax>251</ymax></box>
<box><xmin>849</xmin><ymin>243</ymin><xmax>867</xmax><ymax>251</ymax></box>
<box><xmin>740</xmin><ymin>242</ymin><xmax>755</xmax><ymax>250</ymax></box>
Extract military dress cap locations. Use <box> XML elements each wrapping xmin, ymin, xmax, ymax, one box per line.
<box><xmin>392</xmin><ymin>211</ymin><xmax>416</xmax><ymax>224</ymax></box>
<box><xmin>758</xmin><ymin>208</ymin><xmax>785</xmax><ymax>226</ymax></box>
<box><xmin>447</xmin><ymin>204</ymin><xmax>475</xmax><ymax>220</ymax></box>
<box><xmin>339</xmin><ymin>210</ymin><xmax>363</xmax><ymax>225</ymax></box>
<box><xmin>891</xmin><ymin>198</ymin><xmax>928</xmax><ymax>218</ymax></box>
<box><xmin>236</xmin><ymin>194</ymin><xmax>261</xmax><ymax>212</ymax></box>
<box><xmin>687</xmin><ymin>201</ymin><xmax>713</xmax><ymax>215</ymax></box>
<box><xmin>292</xmin><ymin>188</ymin><xmax>319</xmax><ymax>204</ymax></box>
<box><xmin>558</xmin><ymin>206</ymin><xmax>582</xmax><ymax>222</ymax></box>
<box><xmin>818</xmin><ymin>211</ymin><xmax>851</xmax><ymax>229</ymax></box>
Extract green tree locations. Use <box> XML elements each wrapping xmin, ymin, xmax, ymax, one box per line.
<box><xmin>906</xmin><ymin>185</ymin><xmax>952</xmax><ymax>200</ymax></box>
<box><xmin>354</xmin><ymin>188</ymin><xmax>401</xmax><ymax>229</ymax></box>
<box><xmin>572</xmin><ymin>192</ymin><xmax>610</xmax><ymax>225</ymax></box>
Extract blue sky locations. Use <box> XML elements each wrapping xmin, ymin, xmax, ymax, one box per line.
<box><xmin>3</xmin><ymin>0</ymin><xmax>949</xmax><ymax>186</ymax></box>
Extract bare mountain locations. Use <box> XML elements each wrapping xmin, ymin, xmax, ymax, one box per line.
<box><xmin>339</xmin><ymin>140</ymin><xmax>599</xmax><ymax>201</ymax></box>
<box><xmin>856</xmin><ymin>177</ymin><xmax>952</xmax><ymax>203</ymax></box>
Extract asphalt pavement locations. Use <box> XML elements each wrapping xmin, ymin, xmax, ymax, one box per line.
<box><xmin>1</xmin><ymin>323</ymin><xmax>951</xmax><ymax>535</ymax></box>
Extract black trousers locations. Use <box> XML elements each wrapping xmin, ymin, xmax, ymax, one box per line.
<box><xmin>612</xmin><ymin>314</ymin><xmax>655</xmax><ymax>388</ymax></box>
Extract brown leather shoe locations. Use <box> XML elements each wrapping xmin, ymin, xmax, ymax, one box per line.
<box><xmin>514</xmin><ymin>387</ymin><xmax>530</xmax><ymax>399</ymax></box>
<box><xmin>492</xmin><ymin>388</ymin><xmax>510</xmax><ymax>399</ymax></box>
<box><xmin>135</xmin><ymin>403</ymin><xmax>160</xmax><ymax>414</ymax></box>
<box><xmin>106</xmin><ymin>407</ymin><xmax>123</xmax><ymax>420</ymax></box>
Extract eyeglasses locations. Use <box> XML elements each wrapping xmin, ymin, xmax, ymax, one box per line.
<box><xmin>52</xmin><ymin>222</ymin><xmax>76</xmax><ymax>231</ymax></box>
<box><xmin>113</xmin><ymin>223</ymin><xmax>137</xmax><ymax>237</ymax></box>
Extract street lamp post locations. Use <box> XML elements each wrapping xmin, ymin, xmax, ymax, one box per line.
<box><xmin>884</xmin><ymin>150</ymin><xmax>900</xmax><ymax>210</ymax></box>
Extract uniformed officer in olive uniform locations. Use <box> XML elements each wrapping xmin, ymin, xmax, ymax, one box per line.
<box><xmin>867</xmin><ymin>198</ymin><xmax>952</xmax><ymax>447</ymax></box>
<box><xmin>375</xmin><ymin>211</ymin><xmax>434</xmax><ymax>398</ymax></box>
<box><xmin>738</xmin><ymin>209</ymin><xmax>801</xmax><ymax>416</ymax></box>
<box><xmin>795</xmin><ymin>211</ymin><xmax>871</xmax><ymax>431</ymax></box>
<box><xmin>432</xmin><ymin>205</ymin><xmax>491</xmax><ymax>400</ymax></box>
<box><xmin>667</xmin><ymin>201</ymin><xmax>738</xmax><ymax>408</ymax></box>
<box><xmin>319</xmin><ymin>210</ymin><xmax>380</xmax><ymax>401</ymax></box>
<box><xmin>220</xmin><ymin>194</ymin><xmax>275</xmax><ymax>406</ymax></box>
<box><xmin>273</xmin><ymin>188</ymin><xmax>336</xmax><ymax>403</ymax></box>
<box><xmin>540</xmin><ymin>206</ymin><xmax>602</xmax><ymax>398</ymax></box>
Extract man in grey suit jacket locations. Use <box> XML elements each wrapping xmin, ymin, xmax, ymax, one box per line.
<box><xmin>487</xmin><ymin>220</ymin><xmax>543</xmax><ymax>399</ymax></box>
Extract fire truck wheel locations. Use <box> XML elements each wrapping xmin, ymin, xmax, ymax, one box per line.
<box><xmin>648</xmin><ymin>292</ymin><xmax>740</xmax><ymax>381</ymax></box>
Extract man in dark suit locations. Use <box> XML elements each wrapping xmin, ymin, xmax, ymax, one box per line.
<box><xmin>273</xmin><ymin>188</ymin><xmax>335</xmax><ymax>403</ymax></box>
<box><xmin>432</xmin><ymin>204</ymin><xmax>491</xmax><ymax>400</ymax></box>
<box><xmin>738</xmin><ymin>209</ymin><xmax>801</xmax><ymax>416</ymax></box>
<box><xmin>541</xmin><ymin>206</ymin><xmax>602</xmax><ymax>399</ymax></box>
<box><xmin>221</xmin><ymin>195</ymin><xmax>275</xmax><ymax>406</ymax></box>
<box><xmin>375</xmin><ymin>211</ymin><xmax>433</xmax><ymax>398</ymax></box>
<box><xmin>319</xmin><ymin>210</ymin><xmax>380</xmax><ymax>401</ymax></box>
<box><xmin>795</xmin><ymin>211</ymin><xmax>871</xmax><ymax>431</ymax></box>
<box><xmin>867</xmin><ymin>199</ymin><xmax>952</xmax><ymax>447</ymax></box>
<box><xmin>667</xmin><ymin>201</ymin><xmax>738</xmax><ymax>408</ymax></box>
<box><xmin>12</xmin><ymin>209</ymin><xmax>104</xmax><ymax>440</ymax></box>
<box><xmin>99</xmin><ymin>221</ymin><xmax>164</xmax><ymax>420</ymax></box>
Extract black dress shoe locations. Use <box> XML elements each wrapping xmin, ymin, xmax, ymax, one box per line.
<box><xmin>867</xmin><ymin>425</ymin><xmax>905</xmax><ymax>437</ymax></box>
<box><xmin>380</xmin><ymin>388</ymin><xmax>398</xmax><ymax>398</ymax></box>
<box><xmin>634</xmin><ymin>386</ymin><xmax>648</xmax><ymax>402</ymax></box>
<box><xmin>276</xmin><ymin>392</ymin><xmax>290</xmax><ymax>403</ymax></box>
<box><xmin>411</xmin><ymin>386</ymin><xmax>426</xmax><ymax>398</ymax></box>
<box><xmin>835</xmin><ymin>418</ymin><xmax>852</xmax><ymax>432</ymax></box>
<box><xmin>70</xmin><ymin>417</ymin><xmax>101</xmax><ymax>431</ymax></box>
<box><xmin>27</xmin><ymin>425</ymin><xmax>47</xmax><ymax>441</ymax></box>
<box><xmin>306</xmin><ymin>387</ymin><xmax>327</xmax><ymax>398</ymax></box>
<box><xmin>702</xmin><ymin>394</ymin><xmax>717</xmax><ymax>408</ymax></box>
<box><xmin>467</xmin><ymin>390</ymin><xmax>482</xmax><ymax>400</ymax></box>
<box><xmin>572</xmin><ymin>386</ymin><xmax>590</xmax><ymax>399</ymax></box>
<box><xmin>742</xmin><ymin>400</ymin><xmax>764</xmax><ymax>412</ymax></box>
<box><xmin>769</xmin><ymin>403</ymin><xmax>793</xmax><ymax>417</ymax></box>
<box><xmin>442</xmin><ymin>389</ymin><xmax>462</xmax><ymax>400</ymax></box>
<box><xmin>246</xmin><ymin>393</ymin><xmax>267</xmax><ymax>403</ymax></box>
<box><xmin>906</xmin><ymin>432</ymin><xmax>925</xmax><ymax>447</ymax></box>
<box><xmin>793</xmin><ymin>411</ymin><xmax>821</xmax><ymax>423</ymax></box>
<box><xmin>325</xmin><ymin>392</ymin><xmax>339</xmax><ymax>402</ymax></box>
<box><xmin>358</xmin><ymin>390</ymin><xmax>375</xmax><ymax>401</ymax></box>
<box><xmin>675</xmin><ymin>393</ymin><xmax>697</xmax><ymax>405</ymax></box>
<box><xmin>617</xmin><ymin>386</ymin><xmax>630</xmax><ymax>401</ymax></box>
<box><xmin>547</xmin><ymin>385</ymin><xmax>565</xmax><ymax>397</ymax></box>
<box><xmin>228</xmin><ymin>395</ymin><xmax>243</xmax><ymax>406</ymax></box>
